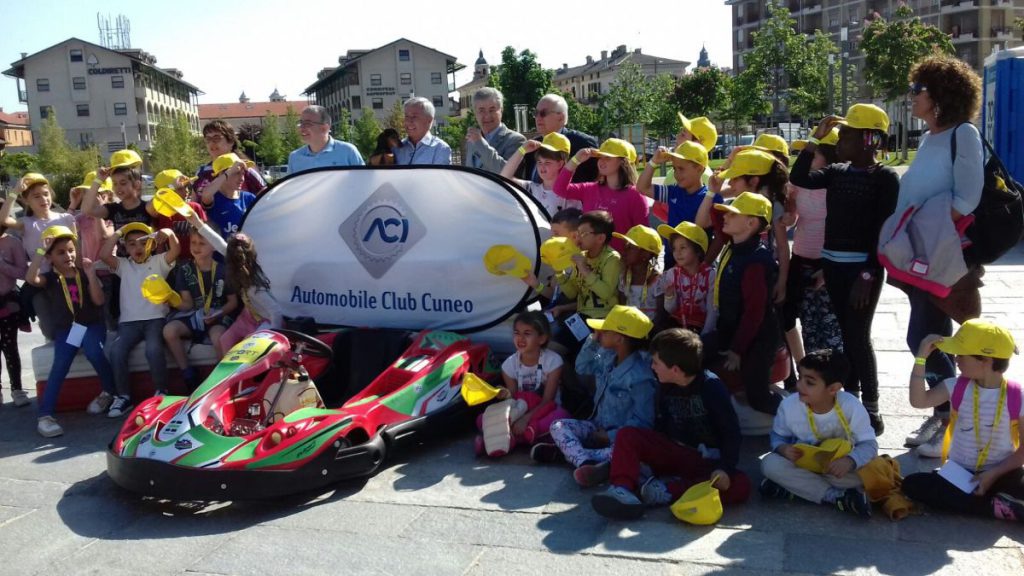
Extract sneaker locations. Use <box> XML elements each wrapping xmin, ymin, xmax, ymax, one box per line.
<box><xmin>835</xmin><ymin>488</ymin><xmax>871</xmax><ymax>518</ymax></box>
<box><xmin>591</xmin><ymin>485</ymin><xmax>645</xmax><ymax>520</ymax></box>
<box><xmin>992</xmin><ymin>493</ymin><xmax>1024</xmax><ymax>522</ymax></box>
<box><xmin>916</xmin><ymin>432</ymin><xmax>945</xmax><ymax>459</ymax></box>
<box><xmin>573</xmin><ymin>461</ymin><xmax>610</xmax><ymax>488</ymax></box>
<box><xmin>86</xmin><ymin>391</ymin><xmax>114</xmax><ymax>415</ymax></box>
<box><xmin>868</xmin><ymin>411</ymin><xmax>885</xmax><ymax>436</ymax></box>
<box><xmin>639</xmin><ymin>477</ymin><xmax>674</xmax><ymax>506</ymax></box>
<box><xmin>37</xmin><ymin>416</ymin><xmax>63</xmax><ymax>438</ymax></box>
<box><xmin>107</xmin><ymin>395</ymin><xmax>134</xmax><ymax>418</ymax></box>
<box><xmin>11</xmin><ymin>389</ymin><xmax>30</xmax><ymax>407</ymax></box>
<box><xmin>759</xmin><ymin>478</ymin><xmax>795</xmax><ymax>501</ymax></box>
<box><xmin>905</xmin><ymin>415</ymin><xmax>946</xmax><ymax>447</ymax></box>
<box><xmin>530</xmin><ymin>442</ymin><xmax>564</xmax><ymax>464</ymax></box>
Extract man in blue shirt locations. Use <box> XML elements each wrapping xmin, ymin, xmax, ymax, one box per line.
<box><xmin>393</xmin><ymin>97</ymin><xmax>452</xmax><ymax>165</ymax></box>
<box><xmin>287</xmin><ymin>105</ymin><xmax>364</xmax><ymax>175</ymax></box>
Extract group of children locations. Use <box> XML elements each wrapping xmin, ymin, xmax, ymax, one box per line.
<box><xmin>2</xmin><ymin>148</ymin><xmax>282</xmax><ymax>438</ymax></box>
<box><xmin>477</xmin><ymin>105</ymin><xmax>1024</xmax><ymax>525</ymax></box>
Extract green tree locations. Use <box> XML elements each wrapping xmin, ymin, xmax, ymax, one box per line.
<box><xmin>1014</xmin><ymin>16</ymin><xmax>1023</xmax><ymax>33</ymax></box>
<box><xmin>0</xmin><ymin>152</ymin><xmax>37</xmax><ymax>182</ymax></box>
<box><xmin>237</xmin><ymin>122</ymin><xmax>262</xmax><ymax>164</ymax></box>
<box><xmin>788</xmin><ymin>31</ymin><xmax>839</xmax><ymax>119</ymax></box>
<box><xmin>255</xmin><ymin>112</ymin><xmax>286</xmax><ymax>166</ymax></box>
<box><xmin>351</xmin><ymin>109</ymin><xmax>381</xmax><ymax>159</ymax></box>
<box><xmin>602</xmin><ymin>63</ymin><xmax>655</xmax><ymax>129</ymax></box>
<box><xmin>437</xmin><ymin>114</ymin><xmax>474</xmax><ymax>160</ymax></box>
<box><xmin>860</xmin><ymin>4</ymin><xmax>954</xmax><ymax>159</ymax></box>
<box><xmin>149</xmin><ymin>114</ymin><xmax>206</xmax><ymax>176</ymax></box>
<box><xmin>333</xmin><ymin>107</ymin><xmax>353</xmax><ymax>143</ymax></box>
<box><xmin>384</xmin><ymin>100</ymin><xmax>405</xmax><ymax>135</ymax></box>
<box><xmin>719</xmin><ymin>71</ymin><xmax>767</xmax><ymax>139</ymax></box>
<box><xmin>647</xmin><ymin>73</ymin><xmax>682</xmax><ymax>141</ymax></box>
<box><xmin>281</xmin><ymin>106</ymin><xmax>303</xmax><ymax>154</ymax></box>
<box><xmin>560</xmin><ymin>91</ymin><xmax>605</xmax><ymax>139</ymax></box>
<box><xmin>494</xmin><ymin>46</ymin><xmax>553</xmax><ymax>126</ymax></box>
<box><xmin>672</xmin><ymin>66</ymin><xmax>731</xmax><ymax>120</ymax></box>
<box><xmin>34</xmin><ymin>113</ymin><xmax>101</xmax><ymax>205</ymax></box>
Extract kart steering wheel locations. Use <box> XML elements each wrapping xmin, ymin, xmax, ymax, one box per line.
<box><xmin>273</xmin><ymin>328</ymin><xmax>333</xmax><ymax>359</ymax></box>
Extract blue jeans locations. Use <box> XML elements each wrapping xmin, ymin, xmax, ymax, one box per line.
<box><xmin>906</xmin><ymin>287</ymin><xmax>954</xmax><ymax>414</ymax></box>
<box><xmin>110</xmin><ymin>318</ymin><xmax>168</xmax><ymax>396</ymax></box>
<box><xmin>39</xmin><ymin>323</ymin><xmax>115</xmax><ymax>417</ymax></box>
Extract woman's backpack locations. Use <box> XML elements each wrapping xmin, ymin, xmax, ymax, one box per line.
<box><xmin>952</xmin><ymin>126</ymin><xmax>1024</xmax><ymax>265</ymax></box>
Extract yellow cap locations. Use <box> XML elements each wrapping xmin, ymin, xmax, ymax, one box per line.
<box><xmin>714</xmin><ymin>191</ymin><xmax>773</xmax><ymax>221</ymax></box>
<box><xmin>612</xmin><ymin>225</ymin><xmax>661</xmax><ymax>256</ymax></box>
<box><xmin>110</xmin><ymin>149</ymin><xmax>143</xmax><ymax>170</ymax></box>
<box><xmin>538</xmin><ymin>132</ymin><xmax>571</xmax><ymax>156</ymax></box>
<box><xmin>657</xmin><ymin>221</ymin><xmax>709</xmax><ymax>253</ymax></box>
<box><xmin>812</xmin><ymin>124</ymin><xmax>841</xmax><ymax>146</ymax></box>
<box><xmin>791</xmin><ymin>140</ymin><xmax>808</xmax><ymax>152</ymax></box>
<box><xmin>676</xmin><ymin>112</ymin><xmax>693</xmax><ymax>134</ymax></box>
<box><xmin>81</xmin><ymin>171</ymin><xmax>113</xmax><ymax>191</ymax></box>
<box><xmin>690</xmin><ymin>117</ymin><xmax>718</xmax><ymax>152</ymax></box>
<box><xmin>141</xmin><ymin>274</ymin><xmax>182</xmax><ymax>308</ymax></box>
<box><xmin>460</xmin><ymin>372</ymin><xmax>502</xmax><ymax>406</ymax></box>
<box><xmin>754</xmin><ymin>133</ymin><xmax>789</xmax><ymax>157</ymax></box>
<box><xmin>718</xmin><ymin>149</ymin><xmax>777</xmax><ymax>181</ymax></box>
<box><xmin>21</xmin><ymin>172</ymin><xmax>49</xmax><ymax>192</ymax></box>
<box><xmin>670</xmin><ymin>477</ymin><xmax>723</xmax><ymax>525</ymax></box>
<box><xmin>585</xmin><ymin>305</ymin><xmax>653</xmax><ymax>339</ymax></box>
<box><xmin>154</xmin><ymin>169</ymin><xmax>196</xmax><ymax>190</ymax></box>
<box><xmin>483</xmin><ymin>244</ymin><xmax>532</xmax><ymax>278</ymax></box>
<box><xmin>591</xmin><ymin>138</ymin><xmax>637</xmax><ymax>164</ymax></box>
<box><xmin>152</xmin><ymin>187</ymin><xmax>194</xmax><ymax>218</ymax></box>
<box><xmin>41</xmin><ymin>225</ymin><xmax>78</xmax><ymax>251</ymax></box>
<box><xmin>838</xmin><ymin>103</ymin><xmax>890</xmax><ymax>132</ymax></box>
<box><xmin>936</xmin><ymin>318</ymin><xmax>1018</xmax><ymax>359</ymax></box>
<box><xmin>794</xmin><ymin>438</ymin><xmax>853</xmax><ymax>474</ymax></box>
<box><xmin>119</xmin><ymin>222</ymin><xmax>154</xmax><ymax>238</ymax></box>
<box><xmin>664</xmin><ymin>141</ymin><xmax>709</xmax><ymax>169</ymax></box>
<box><xmin>540</xmin><ymin>237</ymin><xmax>581</xmax><ymax>271</ymax></box>
<box><xmin>212</xmin><ymin>153</ymin><xmax>256</xmax><ymax>177</ymax></box>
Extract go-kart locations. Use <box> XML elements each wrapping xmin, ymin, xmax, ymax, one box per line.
<box><xmin>106</xmin><ymin>328</ymin><xmax>498</xmax><ymax>500</ymax></box>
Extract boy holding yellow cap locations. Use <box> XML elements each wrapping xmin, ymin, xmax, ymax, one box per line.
<box><xmin>904</xmin><ymin>320</ymin><xmax>1024</xmax><ymax>522</ymax></box>
<box><xmin>150</xmin><ymin>169</ymin><xmax>207</xmax><ymax>263</ymax></box>
<box><xmin>502</xmin><ymin>133</ymin><xmax>582</xmax><ymax>217</ymax></box>
<box><xmin>662</xmin><ymin>114</ymin><xmax>717</xmax><ymax>189</ymax></box>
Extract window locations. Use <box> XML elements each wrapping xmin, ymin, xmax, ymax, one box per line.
<box><xmin>370</xmin><ymin>74</ymin><xmax>382</xmax><ymax>87</ymax></box>
<box><xmin>398</xmin><ymin>49</ymin><xmax>410</xmax><ymax>61</ymax></box>
<box><xmin>351</xmin><ymin>96</ymin><xmax>362</xmax><ymax>109</ymax></box>
<box><xmin>112</xmin><ymin>75</ymin><xmax>125</xmax><ymax>89</ymax></box>
<box><xmin>39</xmin><ymin>105</ymin><xmax>51</xmax><ymax>119</ymax></box>
<box><xmin>73</xmin><ymin>76</ymin><xmax>86</xmax><ymax>90</ymax></box>
<box><xmin>77</xmin><ymin>104</ymin><xmax>90</xmax><ymax>117</ymax></box>
<box><xmin>114</xmin><ymin>102</ymin><xmax>128</xmax><ymax>116</ymax></box>
<box><xmin>70</xmin><ymin>49</ymin><xmax>83</xmax><ymax>62</ymax></box>
<box><xmin>372</xmin><ymin>98</ymin><xmax>384</xmax><ymax>110</ymax></box>
<box><xmin>432</xmin><ymin>95</ymin><xmax>444</xmax><ymax>109</ymax></box>
<box><xmin>36</xmin><ymin>78</ymin><xmax>50</xmax><ymax>92</ymax></box>
<box><xmin>431</xmin><ymin>72</ymin><xmax>442</xmax><ymax>85</ymax></box>
<box><xmin>400</xmin><ymin>73</ymin><xmax>412</xmax><ymax>85</ymax></box>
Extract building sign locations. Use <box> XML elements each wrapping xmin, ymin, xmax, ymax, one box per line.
<box><xmin>365</xmin><ymin>87</ymin><xmax>396</xmax><ymax>96</ymax></box>
<box><xmin>88</xmin><ymin>67</ymin><xmax>132</xmax><ymax>75</ymax></box>
<box><xmin>240</xmin><ymin>167</ymin><xmax>551</xmax><ymax>332</ymax></box>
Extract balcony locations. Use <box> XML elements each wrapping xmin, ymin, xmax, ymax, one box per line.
<box><xmin>18</xmin><ymin>90</ymin><xmax>27</xmax><ymax>103</ymax></box>
<box><xmin>941</xmin><ymin>0</ymin><xmax>978</xmax><ymax>13</ymax></box>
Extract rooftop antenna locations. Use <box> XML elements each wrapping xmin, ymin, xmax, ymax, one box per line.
<box><xmin>97</xmin><ymin>13</ymin><xmax>132</xmax><ymax>50</ymax></box>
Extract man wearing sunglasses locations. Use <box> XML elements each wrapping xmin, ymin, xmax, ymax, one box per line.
<box><xmin>521</xmin><ymin>93</ymin><xmax>599</xmax><ymax>184</ymax></box>
<box><xmin>287</xmin><ymin>105</ymin><xmax>364</xmax><ymax>176</ymax></box>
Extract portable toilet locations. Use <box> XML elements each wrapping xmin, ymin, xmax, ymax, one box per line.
<box><xmin>982</xmin><ymin>46</ymin><xmax>1024</xmax><ymax>182</ymax></box>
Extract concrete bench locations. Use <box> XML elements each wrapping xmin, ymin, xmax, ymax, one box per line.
<box><xmin>32</xmin><ymin>335</ymin><xmax>219</xmax><ymax>412</ymax></box>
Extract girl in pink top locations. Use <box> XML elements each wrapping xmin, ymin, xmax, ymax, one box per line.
<box><xmin>553</xmin><ymin>138</ymin><xmax>649</xmax><ymax>254</ymax></box>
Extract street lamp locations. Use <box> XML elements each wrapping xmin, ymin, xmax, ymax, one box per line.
<box><xmin>828</xmin><ymin>53</ymin><xmax>835</xmax><ymax>114</ymax></box>
<box><xmin>840</xmin><ymin>26</ymin><xmax>849</xmax><ymax>113</ymax></box>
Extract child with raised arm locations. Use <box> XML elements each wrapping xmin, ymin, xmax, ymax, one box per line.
<box><xmin>903</xmin><ymin>320</ymin><xmax>1024</xmax><ymax>522</ymax></box>
<box><xmin>81</xmin><ymin>150</ymin><xmax>157</xmax><ymax>230</ymax></box>
<box><xmin>151</xmin><ymin>169</ymin><xmax>207</xmax><ymax>263</ymax></box>
<box><xmin>759</xmin><ymin>349</ymin><xmax>877</xmax><ymax>518</ymax></box>
<box><xmin>26</xmin><ymin>226</ymin><xmax>112</xmax><ymax>437</ymax></box>
<box><xmin>553</xmin><ymin>139</ymin><xmax>648</xmax><ymax>254</ymax></box>
<box><xmin>200</xmin><ymin>153</ymin><xmax>258</xmax><ymax>239</ymax></box>
<box><xmin>501</xmin><ymin>132</ymin><xmax>581</xmax><ymax>217</ymax></box>
<box><xmin>99</xmin><ymin>222</ymin><xmax>180</xmax><ymax>416</ymax></box>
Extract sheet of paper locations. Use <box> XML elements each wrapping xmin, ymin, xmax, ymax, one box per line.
<box><xmin>938</xmin><ymin>460</ymin><xmax>979</xmax><ymax>494</ymax></box>
<box><xmin>564</xmin><ymin>313</ymin><xmax>591</xmax><ymax>342</ymax></box>
<box><xmin>66</xmin><ymin>322</ymin><xmax>86</xmax><ymax>348</ymax></box>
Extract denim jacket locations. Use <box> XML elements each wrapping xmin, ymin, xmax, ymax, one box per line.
<box><xmin>575</xmin><ymin>337</ymin><xmax>657</xmax><ymax>441</ymax></box>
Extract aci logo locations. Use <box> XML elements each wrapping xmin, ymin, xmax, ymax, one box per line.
<box><xmin>340</xmin><ymin>183</ymin><xmax>425</xmax><ymax>278</ymax></box>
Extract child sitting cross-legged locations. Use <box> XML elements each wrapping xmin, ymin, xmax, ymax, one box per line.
<box><xmin>904</xmin><ymin>320</ymin><xmax>1024</xmax><ymax>522</ymax></box>
<box><xmin>759</xmin><ymin>348</ymin><xmax>877</xmax><ymax>518</ymax></box>
<box><xmin>591</xmin><ymin>328</ymin><xmax>750</xmax><ymax>519</ymax></box>
<box><xmin>531</xmin><ymin>305</ymin><xmax>658</xmax><ymax>489</ymax></box>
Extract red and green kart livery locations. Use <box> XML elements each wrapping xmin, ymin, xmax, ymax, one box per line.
<box><xmin>106</xmin><ymin>328</ymin><xmax>498</xmax><ymax>500</ymax></box>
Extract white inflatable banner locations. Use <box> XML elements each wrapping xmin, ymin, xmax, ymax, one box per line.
<box><xmin>241</xmin><ymin>167</ymin><xmax>550</xmax><ymax>331</ymax></box>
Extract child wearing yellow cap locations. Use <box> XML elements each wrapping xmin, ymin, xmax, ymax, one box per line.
<box><xmin>789</xmin><ymin>107</ymin><xmax>899</xmax><ymax>435</ymax></box>
<box><xmin>25</xmin><ymin>226</ymin><xmax>113</xmax><ymax>437</ymax></box>
<box><xmin>0</xmin><ymin>173</ymin><xmax>78</xmax><ymax>340</ymax></box>
<box><xmin>904</xmin><ymin>320</ymin><xmax>1024</xmax><ymax>522</ymax></box>
<box><xmin>532</xmin><ymin>305</ymin><xmax>658</xmax><ymax>488</ymax></box>
<box><xmin>502</xmin><ymin>133</ymin><xmax>582</xmax><ymax>217</ymax></box>
<box><xmin>201</xmin><ymin>153</ymin><xmax>260</xmax><ymax>239</ymax></box>
<box><xmin>67</xmin><ymin>172</ymin><xmax>115</xmax><ymax>268</ymax></box>
<box><xmin>82</xmin><ymin>150</ymin><xmax>158</xmax><ymax>231</ymax></box>
<box><xmin>150</xmin><ymin>169</ymin><xmax>207</xmax><ymax>263</ymax></box>
<box><xmin>553</xmin><ymin>139</ymin><xmax>649</xmax><ymax>254</ymax></box>
<box><xmin>613</xmin><ymin>225</ymin><xmax>663</xmax><ymax>321</ymax></box>
<box><xmin>662</xmin><ymin>114</ymin><xmax>717</xmax><ymax>188</ymax></box>
<box><xmin>657</xmin><ymin>221</ymin><xmax>716</xmax><ymax>335</ymax></box>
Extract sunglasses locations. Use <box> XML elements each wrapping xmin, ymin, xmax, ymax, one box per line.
<box><xmin>534</xmin><ymin>109</ymin><xmax>560</xmax><ymax>118</ymax></box>
<box><xmin>909</xmin><ymin>82</ymin><xmax>928</xmax><ymax>95</ymax></box>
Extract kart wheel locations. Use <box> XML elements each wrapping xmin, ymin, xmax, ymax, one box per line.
<box><xmin>273</xmin><ymin>328</ymin><xmax>333</xmax><ymax>358</ymax></box>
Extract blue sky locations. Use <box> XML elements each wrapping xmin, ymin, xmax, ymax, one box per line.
<box><xmin>0</xmin><ymin>0</ymin><xmax>733</xmax><ymax>113</ymax></box>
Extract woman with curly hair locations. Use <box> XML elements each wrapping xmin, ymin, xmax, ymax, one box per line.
<box><xmin>899</xmin><ymin>55</ymin><xmax>985</xmax><ymax>456</ymax></box>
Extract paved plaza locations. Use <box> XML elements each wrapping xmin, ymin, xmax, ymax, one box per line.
<box><xmin>2</xmin><ymin>246</ymin><xmax>1024</xmax><ymax>576</ymax></box>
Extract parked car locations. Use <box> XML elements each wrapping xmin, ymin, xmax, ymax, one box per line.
<box><xmin>267</xmin><ymin>165</ymin><xmax>289</xmax><ymax>182</ymax></box>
